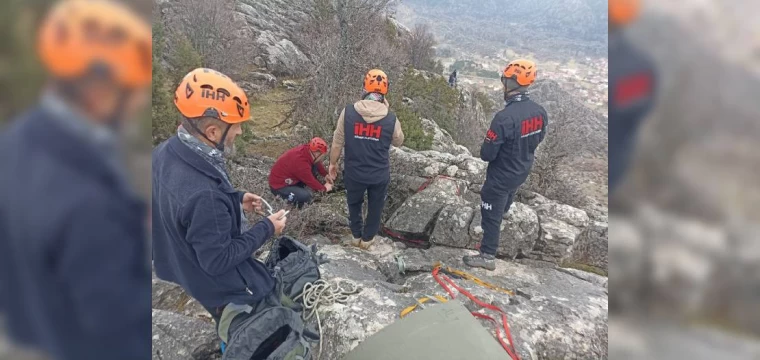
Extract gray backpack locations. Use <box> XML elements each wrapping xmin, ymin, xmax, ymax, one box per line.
<box><xmin>221</xmin><ymin>304</ymin><xmax>311</xmax><ymax>360</ymax></box>
<box><xmin>264</xmin><ymin>236</ymin><xmax>325</xmax><ymax>302</ymax></box>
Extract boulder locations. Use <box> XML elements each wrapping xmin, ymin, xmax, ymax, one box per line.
<box><xmin>421</xmin><ymin>118</ymin><xmax>471</xmax><ymax>156</ymax></box>
<box><xmin>430</xmin><ymin>204</ymin><xmax>476</xmax><ymax>249</ymax></box>
<box><xmin>534</xmin><ymin>202</ymin><xmax>590</xmax><ymax>228</ymax></box>
<box><xmin>385</xmin><ymin>177</ymin><xmax>463</xmax><ymax>235</ymax></box>
<box><xmin>515</xmin><ymin>189</ymin><xmax>551</xmax><ymax>207</ymax></box>
<box><xmin>569</xmin><ymin>221</ymin><xmax>609</xmax><ymax>270</ymax></box>
<box><xmin>244</xmin><ymin>71</ymin><xmax>277</xmax><ymax>90</ymax></box>
<box><xmin>152</xmin><ymin>309</ymin><xmax>219</xmax><ymax>360</ymax></box>
<box><xmin>469</xmin><ymin>202</ymin><xmax>539</xmax><ymax>258</ymax></box>
<box><xmin>530</xmin><ymin>217</ymin><xmax>582</xmax><ymax>264</ymax></box>
<box><xmin>255</xmin><ymin>31</ymin><xmax>310</xmax><ymax>77</ymax></box>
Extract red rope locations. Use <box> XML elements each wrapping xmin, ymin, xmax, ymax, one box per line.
<box><xmin>432</xmin><ymin>266</ymin><xmax>521</xmax><ymax>360</ymax></box>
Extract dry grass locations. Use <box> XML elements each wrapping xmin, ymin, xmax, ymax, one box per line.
<box><xmin>240</xmin><ymin>86</ymin><xmax>299</xmax><ymax>159</ymax></box>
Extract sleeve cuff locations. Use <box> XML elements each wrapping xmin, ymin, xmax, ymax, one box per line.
<box><xmin>261</xmin><ymin>217</ymin><xmax>276</xmax><ymax>238</ymax></box>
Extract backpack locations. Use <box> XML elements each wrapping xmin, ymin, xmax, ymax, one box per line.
<box><xmin>264</xmin><ymin>236</ymin><xmax>325</xmax><ymax>302</ymax></box>
<box><xmin>219</xmin><ymin>282</ymin><xmax>315</xmax><ymax>360</ymax></box>
<box><xmin>222</xmin><ymin>304</ymin><xmax>311</xmax><ymax>360</ymax></box>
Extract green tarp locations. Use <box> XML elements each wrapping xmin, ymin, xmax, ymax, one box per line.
<box><xmin>342</xmin><ymin>299</ymin><xmax>512</xmax><ymax>360</ymax></box>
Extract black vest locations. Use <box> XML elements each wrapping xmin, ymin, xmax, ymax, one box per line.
<box><xmin>343</xmin><ymin>104</ymin><xmax>396</xmax><ymax>184</ymax></box>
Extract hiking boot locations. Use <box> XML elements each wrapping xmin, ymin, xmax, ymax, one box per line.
<box><xmin>358</xmin><ymin>238</ymin><xmax>375</xmax><ymax>250</ymax></box>
<box><xmin>463</xmin><ymin>252</ymin><xmax>496</xmax><ymax>271</ymax></box>
<box><xmin>343</xmin><ymin>237</ymin><xmax>361</xmax><ymax>247</ymax></box>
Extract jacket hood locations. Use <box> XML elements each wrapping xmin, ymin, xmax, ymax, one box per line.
<box><xmin>353</xmin><ymin>99</ymin><xmax>389</xmax><ymax>123</ymax></box>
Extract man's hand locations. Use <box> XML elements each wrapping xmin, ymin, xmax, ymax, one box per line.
<box><xmin>324</xmin><ymin>183</ymin><xmax>333</xmax><ymax>192</ymax></box>
<box><xmin>268</xmin><ymin>210</ymin><xmax>287</xmax><ymax>235</ymax></box>
<box><xmin>328</xmin><ymin>163</ymin><xmax>338</xmax><ymax>182</ymax></box>
<box><xmin>242</xmin><ymin>193</ymin><xmax>263</xmax><ymax>214</ymax></box>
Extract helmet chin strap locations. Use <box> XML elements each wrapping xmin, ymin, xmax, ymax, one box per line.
<box><xmin>184</xmin><ymin>118</ymin><xmax>232</xmax><ymax>152</ymax></box>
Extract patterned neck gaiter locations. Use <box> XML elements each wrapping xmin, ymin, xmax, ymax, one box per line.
<box><xmin>177</xmin><ymin>125</ymin><xmax>233</xmax><ymax>187</ymax></box>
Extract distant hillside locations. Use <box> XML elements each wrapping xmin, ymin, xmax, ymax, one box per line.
<box><xmin>398</xmin><ymin>0</ymin><xmax>607</xmax><ymax>61</ymax></box>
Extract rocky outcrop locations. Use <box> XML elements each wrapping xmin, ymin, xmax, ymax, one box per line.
<box><xmin>569</xmin><ymin>221</ymin><xmax>609</xmax><ymax>271</ymax></box>
<box><xmin>385</xmin><ymin>177</ymin><xmax>463</xmax><ymax>235</ymax></box>
<box><xmin>421</xmin><ymin>118</ymin><xmax>471</xmax><ymax>156</ymax></box>
<box><xmin>531</xmin><ymin>217</ymin><xmax>582</xmax><ymax>263</ymax></box>
<box><xmin>235</xmin><ymin>0</ymin><xmax>313</xmax><ymax>77</ymax></box>
<box><xmin>152</xmin><ymin>238</ymin><xmax>608</xmax><ymax>360</ymax></box>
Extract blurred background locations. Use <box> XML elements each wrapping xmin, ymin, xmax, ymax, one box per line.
<box><xmin>610</xmin><ymin>0</ymin><xmax>760</xmax><ymax>358</ymax></box>
<box><xmin>0</xmin><ymin>0</ymin><xmax>152</xmax><ymax>359</ymax></box>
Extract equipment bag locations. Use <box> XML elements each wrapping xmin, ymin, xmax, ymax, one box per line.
<box><xmin>264</xmin><ymin>236</ymin><xmax>324</xmax><ymax>301</ymax></box>
<box><xmin>221</xmin><ymin>304</ymin><xmax>311</xmax><ymax>360</ymax></box>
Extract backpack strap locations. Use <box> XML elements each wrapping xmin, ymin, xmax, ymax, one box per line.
<box><xmin>217</xmin><ymin>303</ymin><xmax>254</xmax><ymax>345</ymax></box>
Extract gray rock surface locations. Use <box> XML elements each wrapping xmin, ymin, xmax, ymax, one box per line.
<box><xmin>570</xmin><ymin>221</ymin><xmax>609</xmax><ymax>270</ymax></box>
<box><xmin>255</xmin><ymin>31</ymin><xmax>310</xmax><ymax>76</ymax></box>
<box><xmin>385</xmin><ymin>177</ymin><xmax>463</xmax><ymax>235</ymax></box>
<box><xmin>151</xmin><ymin>237</ymin><xmax>608</xmax><ymax>360</ymax></box>
<box><xmin>152</xmin><ymin>309</ymin><xmax>219</xmax><ymax>360</ymax></box>
<box><xmin>531</xmin><ymin>217</ymin><xmax>581</xmax><ymax>263</ymax></box>
<box><xmin>470</xmin><ymin>202</ymin><xmax>540</xmax><ymax>258</ymax></box>
<box><xmin>421</xmin><ymin>118</ymin><xmax>472</xmax><ymax>156</ymax></box>
<box><xmin>430</xmin><ymin>204</ymin><xmax>476</xmax><ymax>249</ymax></box>
<box><xmin>534</xmin><ymin>202</ymin><xmax>590</xmax><ymax>228</ymax></box>
<box><xmin>235</xmin><ymin>0</ymin><xmax>312</xmax><ymax>76</ymax></box>
<box><xmin>315</xmin><ymin>239</ymin><xmax>608</xmax><ymax>359</ymax></box>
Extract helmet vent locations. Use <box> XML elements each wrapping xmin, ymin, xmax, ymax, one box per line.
<box><xmin>200</xmin><ymin>84</ymin><xmax>214</xmax><ymax>90</ymax></box>
<box><xmin>233</xmin><ymin>96</ymin><xmax>243</xmax><ymax>104</ymax></box>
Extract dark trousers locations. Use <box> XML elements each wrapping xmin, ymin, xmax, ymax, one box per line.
<box><xmin>344</xmin><ymin>176</ymin><xmax>389</xmax><ymax>241</ymax></box>
<box><xmin>479</xmin><ymin>185</ymin><xmax>518</xmax><ymax>256</ymax></box>
<box><xmin>271</xmin><ymin>184</ymin><xmax>312</xmax><ymax>208</ymax></box>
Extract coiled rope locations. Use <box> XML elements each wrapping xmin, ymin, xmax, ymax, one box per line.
<box><xmin>294</xmin><ymin>279</ymin><xmax>359</xmax><ymax>360</ymax></box>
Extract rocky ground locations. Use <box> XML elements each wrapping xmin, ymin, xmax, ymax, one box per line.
<box><xmin>153</xmin><ymin>116</ymin><xmax>610</xmax><ymax>359</ymax></box>
<box><xmin>153</xmin><ymin>238</ymin><xmax>608</xmax><ymax>360</ymax></box>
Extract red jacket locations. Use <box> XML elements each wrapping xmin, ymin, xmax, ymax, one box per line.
<box><xmin>269</xmin><ymin>144</ymin><xmax>328</xmax><ymax>191</ymax></box>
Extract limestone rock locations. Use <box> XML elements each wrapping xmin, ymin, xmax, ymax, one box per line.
<box><xmin>430</xmin><ymin>204</ymin><xmax>476</xmax><ymax>249</ymax></box>
<box><xmin>152</xmin><ymin>309</ymin><xmax>219</xmax><ymax>360</ymax></box>
<box><xmin>570</xmin><ymin>221</ymin><xmax>609</xmax><ymax>270</ymax></box>
<box><xmin>534</xmin><ymin>202</ymin><xmax>590</xmax><ymax>228</ymax></box>
<box><xmin>385</xmin><ymin>177</ymin><xmax>463</xmax><ymax>235</ymax></box>
<box><xmin>469</xmin><ymin>202</ymin><xmax>539</xmax><ymax>258</ymax></box>
<box><xmin>531</xmin><ymin>217</ymin><xmax>582</xmax><ymax>263</ymax></box>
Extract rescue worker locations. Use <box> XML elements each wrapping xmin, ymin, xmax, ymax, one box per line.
<box><xmin>464</xmin><ymin>59</ymin><xmax>548</xmax><ymax>270</ymax></box>
<box><xmin>269</xmin><ymin>137</ymin><xmax>334</xmax><ymax>208</ymax></box>
<box><xmin>449</xmin><ymin>70</ymin><xmax>458</xmax><ymax>87</ymax></box>
<box><xmin>152</xmin><ymin>68</ymin><xmax>288</xmax><ymax>333</ymax></box>
<box><xmin>608</xmin><ymin>0</ymin><xmax>657</xmax><ymax>192</ymax></box>
<box><xmin>0</xmin><ymin>1</ymin><xmax>152</xmax><ymax>358</ymax></box>
<box><xmin>328</xmin><ymin>69</ymin><xmax>404</xmax><ymax>250</ymax></box>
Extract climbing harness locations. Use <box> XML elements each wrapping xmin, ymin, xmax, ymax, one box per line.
<box><xmin>294</xmin><ymin>279</ymin><xmax>360</xmax><ymax>360</ymax></box>
<box><xmin>399</xmin><ymin>263</ymin><xmax>521</xmax><ymax>360</ymax></box>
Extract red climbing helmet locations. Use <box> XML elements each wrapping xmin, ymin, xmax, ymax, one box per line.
<box><xmin>309</xmin><ymin>137</ymin><xmax>328</xmax><ymax>154</ymax></box>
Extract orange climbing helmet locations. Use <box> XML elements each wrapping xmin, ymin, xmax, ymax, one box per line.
<box><xmin>309</xmin><ymin>137</ymin><xmax>328</xmax><ymax>154</ymax></box>
<box><xmin>502</xmin><ymin>59</ymin><xmax>537</xmax><ymax>87</ymax></box>
<box><xmin>37</xmin><ymin>0</ymin><xmax>152</xmax><ymax>88</ymax></box>
<box><xmin>609</xmin><ymin>0</ymin><xmax>640</xmax><ymax>26</ymax></box>
<box><xmin>363</xmin><ymin>69</ymin><xmax>389</xmax><ymax>95</ymax></box>
<box><xmin>174</xmin><ymin>68</ymin><xmax>251</xmax><ymax>124</ymax></box>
